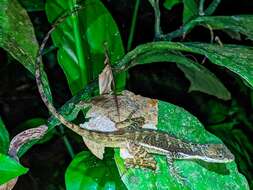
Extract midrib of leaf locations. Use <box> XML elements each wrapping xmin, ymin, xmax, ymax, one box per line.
<box><xmin>69</xmin><ymin>0</ymin><xmax>88</xmax><ymax>86</ymax></box>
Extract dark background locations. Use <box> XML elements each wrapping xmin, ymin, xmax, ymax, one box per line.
<box><xmin>0</xmin><ymin>0</ymin><xmax>253</xmax><ymax>189</ymax></box>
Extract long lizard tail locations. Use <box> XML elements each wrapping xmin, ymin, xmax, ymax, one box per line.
<box><xmin>35</xmin><ymin>6</ymin><xmax>88</xmax><ymax>136</ymax></box>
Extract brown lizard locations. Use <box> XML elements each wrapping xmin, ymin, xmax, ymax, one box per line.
<box><xmin>35</xmin><ymin>6</ymin><xmax>235</xmax><ymax>183</ymax></box>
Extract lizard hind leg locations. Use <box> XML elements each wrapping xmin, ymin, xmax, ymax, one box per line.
<box><xmin>123</xmin><ymin>143</ymin><xmax>157</xmax><ymax>170</ymax></box>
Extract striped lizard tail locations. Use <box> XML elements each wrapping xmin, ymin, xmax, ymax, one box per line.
<box><xmin>35</xmin><ymin>5</ymin><xmax>89</xmax><ymax>136</ymax></box>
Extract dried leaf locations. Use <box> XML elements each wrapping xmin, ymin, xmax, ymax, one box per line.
<box><xmin>99</xmin><ymin>64</ymin><xmax>113</xmax><ymax>94</ymax></box>
<box><xmin>0</xmin><ymin>178</ymin><xmax>18</xmax><ymax>190</ymax></box>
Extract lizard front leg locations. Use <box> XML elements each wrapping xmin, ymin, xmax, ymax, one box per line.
<box><xmin>124</xmin><ymin>143</ymin><xmax>157</xmax><ymax>170</ymax></box>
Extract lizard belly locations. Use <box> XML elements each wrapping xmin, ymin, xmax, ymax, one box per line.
<box><xmin>138</xmin><ymin>142</ymin><xmax>171</xmax><ymax>155</ymax></box>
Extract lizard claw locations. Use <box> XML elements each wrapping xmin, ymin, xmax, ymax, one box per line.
<box><xmin>169</xmin><ymin>166</ymin><xmax>189</xmax><ymax>186</ymax></box>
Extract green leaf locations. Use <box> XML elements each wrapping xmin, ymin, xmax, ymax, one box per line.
<box><xmin>182</xmin><ymin>0</ymin><xmax>198</xmax><ymax>24</ymax></box>
<box><xmin>45</xmin><ymin>0</ymin><xmax>126</xmax><ymax>95</ymax></box>
<box><xmin>115</xmin><ymin>101</ymin><xmax>249</xmax><ymax>190</ymax></box>
<box><xmin>193</xmin><ymin>15</ymin><xmax>253</xmax><ymax>40</ymax></box>
<box><xmin>132</xmin><ymin>50</ymin><xmax>231</xmax><ymax>100</ymax></box>
<box><xmin>173</xmin><ymin>15</ymin><xmax>253</xmax><ymax>41</ymax></box>
<box><xmin>0</xmin><ymin>153</ymin><xmax>28</xmax><ymax>185</ymax></box>
<box><xmin>0</xmin><ymin>117</ymin><xmax>9</xmax><ymax>154</ymax></box>
<box><xmin>163</xmin><ymin>0</ymin><xmax>181</xmax><ymax>10</ymax></box>
<box><xmin>115</xmin><ymin>42</ymin><xmax>253</xmax><ymax>89</ymax></box>
<box><xmin>0</xmin><ymin>0</ymin><xmax>52</xmax><ymax>100</ymax></box>
<box><xmin>65</xmin><ymin>151</ymin><xmax>127</xmax><ymax>190</ymax></box>
<box><xmin>177</xmin><ymin>63</ymin><xmax>231</xmax><ymax>100</ymax></box>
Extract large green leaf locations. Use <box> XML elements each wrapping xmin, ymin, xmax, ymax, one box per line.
<box><xmin>0</xmin><ymin>0</ymin><xmax>52</xmax><ymax>99</ymax></box>
<box><xmin>182</xmin><ymin>0</ymin><xmax>198</xmax><ymax>24</ymax></box>
<box><xmin>45</xmin><ymin>0</ymin><xmax>126</xmax><ymax>95</ymax></box>
<box><xmin>114</xmin><ymin>42</ymin><xmax>253</xmax><ymax>89</ymax></box>
<box><xmin>164</xmin><ymin>15</ymin><xmax>253</xmax><ymax>41</ymax></box>
<box><xmin>114</xmin><ymin>100</ymin><xmax>249</xmax><ymax>190</ymax></box>
<box><xmin>0</xmin><ymin>117</ymin><xmax>9</xmax><ymax>154</ymax></box>
<box><xmin>132</xmin><ymin>51</ymin><xmax>231</xmax><ymax>100</ymax></box>
<box><xmin>187</xmin><ymin>15</ymin><xmax>253</xmax><ymax>40</ymax></box>
<box><xmin>0</xmin><ymin>153</ymin><xmax>28</xmax><ymax>185</ymax></box>
<box><xmin>65</xmin><ymin>151</ymin><xmax>127</xmax><ymax>190</ymax></box>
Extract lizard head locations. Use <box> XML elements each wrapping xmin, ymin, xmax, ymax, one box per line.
<box><xmin>200</xmin><ymin>144</ymin><xmax>235</xmax><ymax>163</ymax></box>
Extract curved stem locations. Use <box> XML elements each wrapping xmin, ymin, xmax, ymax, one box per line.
<box><xmin>204</xmin><ymin>0</ymin><xmax>221</xmax><ymax>16</ymax></box>
<box><xmin>148</xmin><ymin>0</ymin><xmax>163</xmax><ymax>39</ymax></box>
<box><xmin>127</xmin><ymin>0</ymin><xmax>141</xmax><ymax>51</ymax></box>
<box><xmin>199</xmin><ymin>0</ymin><xmax>205</xmax><ymax>16</ymax></box>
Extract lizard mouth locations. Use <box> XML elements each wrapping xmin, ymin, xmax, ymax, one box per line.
<box><xmin>199</xmin><ymin>154</ymin><xmax>235</xmax><ymax>163</ymax></box>
<box><xmin>203</xmin><ymin>157</ymin><xmax>234</xmax><ymax>163</ymax></box>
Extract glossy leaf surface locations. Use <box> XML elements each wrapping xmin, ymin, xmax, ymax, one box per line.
<box><xmin>180</xmin><ymin>15</ymin><xmax>253</xmax><ymax>41</ymax></box>
<box><xmin>114</xmin><ymin>100</ymin><xmax>249</xmax><ymax>190</ymax></box>
<box><xmin>45</xmin><ymin>0</ymin><xmax>126</xmax><ymax>95</ymax></box>
<box><xmin>0</xmin><ymin>117</ymin><xmax>9</xmax><ymax>154</ymax></box>
<box><xmin>65</xmin><ymin>151</ymin><xmax>127</xmax><ymax>190</ymax></box>
<box><xmin>0</xmin><ymin>153</ymin><xmax>28</xmax><ymax>185</ymax></box>
<box><xmin>0</xmin><ymin>0</ymin><xmax>52</xmax><ymax>99</ymax></box>
<box><xmin>115</xmin><ymin>42</ymin><xmax>253</xmax><ymax>89</ymax></box>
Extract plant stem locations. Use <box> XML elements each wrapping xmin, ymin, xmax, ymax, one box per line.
<box><xmin>204</xmin><ymin>0</ymin><xmax>221</xmax><ymax>16</ymax></box>
<box><xmin>199</xmin><ymin>0</ymin><xmax>205</xmax><ymax>16</ymax></box>
<box><xmin>59</xmin><ymin>125</ymin><xmax>75</xmax><ymax>158</ymax></box>
<box><xmin>159</xmin><ymin>20</ymin><xmax>195</xmax><ymax>41</ymax></box>
<box><xmin>127</xmin><ymin>0</ymin><xmax>141</xmax><ymax>51</ymax></box>
<box><xmin>148</xmin><ymin>0</ymin><xmax>162</xmax><ymax>39</ymax></box>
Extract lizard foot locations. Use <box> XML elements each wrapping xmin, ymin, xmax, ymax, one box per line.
<box><xmin>169</xmin><ymin>165</ymin><xmax>188</xmax><ymax>186</ymax></box>
<box><xmin>167</xmin><ymin>156</ymin><xmax>189</xmax><ymax>186</ymax></box>
<box><xmin>125</xmin><ymin>157</ymin><xmax>157</xmax><ymax>170</ymax></box>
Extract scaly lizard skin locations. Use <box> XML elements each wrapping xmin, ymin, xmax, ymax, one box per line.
<box><xmin>35</xmin><ymin>7</ymin><xmax>234</xmax><ymax>183</ymax></box>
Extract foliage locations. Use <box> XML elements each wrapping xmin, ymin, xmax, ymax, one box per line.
<box><xmin>0</xmin><ymin>0</ymin><xmax>253</xmax><ymax>189</ymax></box>
<box><xmin>45</xmin><ymin>0</ymin><xmax>126</xmax><ymax>95</ymax></box>
<box><xmin>0</xmin><ymin>153</ymin><xmax>28</xmax><ymax>185</ymax></box>
<box><xmin>0</xmin><ymin>117</ymin><xmax>9</xmax><ymax>154</ymax></box>
<box><xmin>0</xmin><ymin>0</ymin><xmax>52</xmax><ymax>100</ymax></box>
<box><xmin>65</xmin><ymin>151</ymin><xmax>127</xmax><ymax>190</ymax></box>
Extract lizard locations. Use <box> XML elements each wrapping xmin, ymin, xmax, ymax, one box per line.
<box><xmin>35</xmin><ymin>6</ymin><xmax>235</xmax><ymax>184</ymax></box>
